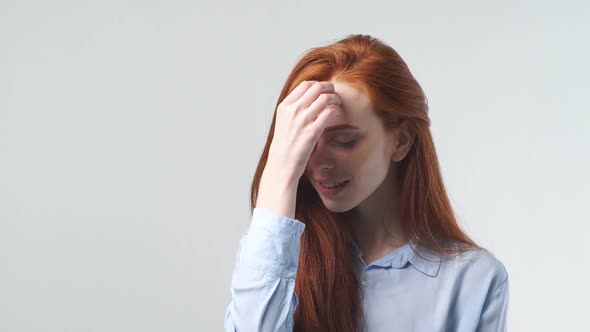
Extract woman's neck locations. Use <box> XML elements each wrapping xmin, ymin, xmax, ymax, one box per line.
<box><xmin>345</xmin><ymin>171</ymin><xmax>407</xmax><ymax>264</ymax></box>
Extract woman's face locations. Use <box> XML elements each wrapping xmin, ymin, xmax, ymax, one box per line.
<box><xmin>304</xmin><ymin>81</ymin><xmax>401</xmax><ymax>213</ymax></box>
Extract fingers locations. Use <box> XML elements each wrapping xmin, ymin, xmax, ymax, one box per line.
<box><xmin>308</xmin><ymin>104</ymin><xmax>336</xmax><ymax>141</ymax></box>
<box><xmin>301</xmin><ymin>93</ymin><xmax>341</xmax><ymax>123</ymax></box>
<box><xmin>295</xmin><ymin>81</ymin><xmax>335</xmax><ymax>111</ymax></box>
<box><xmin>281</xmin><ymin>81</ymin><xmax>341</xmax><ymax>143</ymax></box>
<box><xmin>282</xmin><ymin>80</ymin><xmax>319</xmax><ymax>105</ymax></box>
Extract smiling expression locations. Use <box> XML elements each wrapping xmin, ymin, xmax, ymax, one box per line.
<box><xmin>304</xmin><ymin>80</ymin><xmax>397</xmax><ymax>212</ymax></box>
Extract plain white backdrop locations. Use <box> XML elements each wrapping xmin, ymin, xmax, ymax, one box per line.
<box><xmin>1</xmin><ymin>1</ymin><xmax>588</xmax><ymax>331</ymax></box>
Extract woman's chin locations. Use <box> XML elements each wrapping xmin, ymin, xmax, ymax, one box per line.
<box><xmin>322</xmin><ymin>200</ymin><xmax>353</xmax><ymax>213</ymax></box>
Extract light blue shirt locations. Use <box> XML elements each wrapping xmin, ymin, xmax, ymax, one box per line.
<box><xmin>225</xmin><ymin>207</ymin><xmax>509</xmax><ymax>331</ymax></box>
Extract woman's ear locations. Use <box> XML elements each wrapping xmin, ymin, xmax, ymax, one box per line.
<box><xmin>391</xmin><ymin>119</ymin><xmax>415</xmax><ymax>162</ymax></box>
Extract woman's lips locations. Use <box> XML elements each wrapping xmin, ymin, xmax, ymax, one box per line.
<box><xmin>317</xmin><ymin>179</ymin><xmax>351</xmax><ymax>196</ymax></box>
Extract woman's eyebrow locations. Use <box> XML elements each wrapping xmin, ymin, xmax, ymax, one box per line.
<box><xmin>323</xmin><ymin>124</ymin><xmax>361</xmax><ymax>132</ymax></box>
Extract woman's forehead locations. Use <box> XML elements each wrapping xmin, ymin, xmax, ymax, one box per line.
<box><xmin>331</xmin><ymin>80</ymin><xmax>373</xmax><ymax>110</ymax></box>
<box><xmin>324</xmin><ymin>101</ymin><xmax>375</xmax><ymax>131</ymax></box>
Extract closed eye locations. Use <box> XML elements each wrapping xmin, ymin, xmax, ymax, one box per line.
<box><xmin>331</xmin><ymin>139</ymin><xmax>357</xmax><ymax>148</ymax></box>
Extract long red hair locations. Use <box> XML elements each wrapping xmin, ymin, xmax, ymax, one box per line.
<box><xmin>249</xmin><ymin>34</ymin><xmax>480</xmax><ymax>332</ymax></box>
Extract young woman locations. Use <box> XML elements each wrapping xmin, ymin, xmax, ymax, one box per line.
<box><xmin>224</xmin><ymin>34</ymin><xmax>509</xmax><ymax>332</ymax></box>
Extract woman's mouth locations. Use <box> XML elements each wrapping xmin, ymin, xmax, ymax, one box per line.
<box><xmin>317</xmin><ymin>179</ymin><xmax>351</xmax><ymax>196</ymax></box>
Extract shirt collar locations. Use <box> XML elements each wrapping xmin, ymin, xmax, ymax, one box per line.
<box><xmin>351</xmin><ymin>239</ymin><xmax>442</xmax><ymax>278</ymax></box>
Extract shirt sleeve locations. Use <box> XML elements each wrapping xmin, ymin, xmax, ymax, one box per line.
<box><xmin>224</xmin><ymin>207</ymin><xmax>305</xmax><ymax>332</ymax></box>
<box><xmin>475</xmin><ymin>273</ymin><xmax>510</xmax><ymax>332</ymax></box>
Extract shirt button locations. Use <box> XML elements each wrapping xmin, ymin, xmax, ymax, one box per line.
<box><xmin>288</xmin><ymin>265</ymin><xmax>296</xmax><ymax>271</ymax></box>
<box><xmin>362</xmin><ymin>280</ymin><xmax>369</xmax><ymax>287</ymax></box>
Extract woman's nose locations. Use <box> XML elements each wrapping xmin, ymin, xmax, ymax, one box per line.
<box><xmin>308</xmin><ymin>140</ymin><xmax>335</xmax><ymax>169</ymax></box>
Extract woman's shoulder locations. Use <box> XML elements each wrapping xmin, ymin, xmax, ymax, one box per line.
<box><xmin>440</xmin><ymin>241</ymin><xmax>509</xmax><ymax>287</ymax></box>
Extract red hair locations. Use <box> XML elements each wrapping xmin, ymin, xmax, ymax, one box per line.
<box><xmin>249</xmin><ymin>34</ymin><xmax>480</xmax><ymax>332</ymax></box>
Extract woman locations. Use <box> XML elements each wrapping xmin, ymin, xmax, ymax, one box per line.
<box><xmin>224</xmin><ymin>34</ymin><xmax>509</xmax><ymax>332</ymax></box>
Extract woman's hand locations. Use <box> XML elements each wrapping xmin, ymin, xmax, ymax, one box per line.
<box><xmin>268</xmin><ymin>80</ymin><xmax>342</xmax><ymax>184</ymax></box>
<box><xmin>256</xmin><ymin>80</ymin><xmax>342</xmax><ymax>218</ymax></box>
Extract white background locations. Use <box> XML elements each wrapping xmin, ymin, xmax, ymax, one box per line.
<box><xmin>1</xmin><ymin>1</ymin><xmax>588</xmax><ymax>331</ymax></box>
